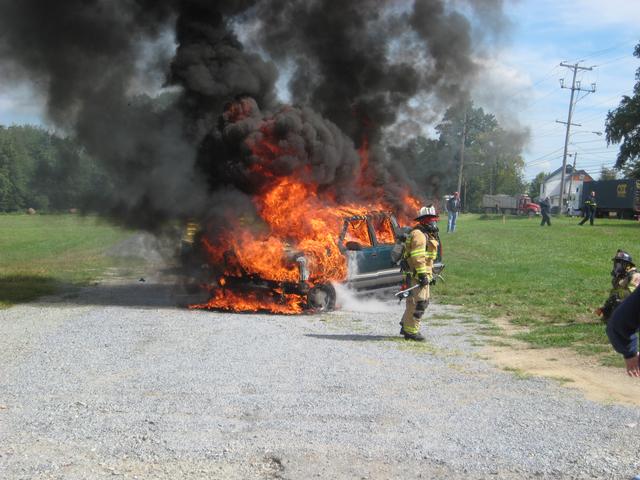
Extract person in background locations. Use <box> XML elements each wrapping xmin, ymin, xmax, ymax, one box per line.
<box><xmin>539</xmin><ymin>196</ymin><xmax>551</xmax><ymax>226</ymax></box>
<box><xmin>446</xmin><ymin>191</ymin><xmax>461</xmax><ymax>233</ymax></box>
<box><xmin>579</xmin><ymin>190</ymin><xmax>597</xmax><ymax>226</ymax></box>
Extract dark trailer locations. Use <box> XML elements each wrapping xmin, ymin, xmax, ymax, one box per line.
<box><xmin>581</xmin><ymin>179</ymin><xmax>640</xmax><ymax>219</ymax></box>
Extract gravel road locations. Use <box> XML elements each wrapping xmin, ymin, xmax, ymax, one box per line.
<box><xmin>1</xmin><ymin>276</ymin><xmax>640</xmax><ymax>480</ymax></box>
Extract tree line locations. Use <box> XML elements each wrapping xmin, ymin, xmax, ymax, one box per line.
<box><xmin>5</xmin><ymin>42</ymin><xmax>639</xmax><ymax>217</ymax></box>
<box><xmin>392</xmin><ymin>101</ymin><xmax>529</xmax><ymax>211</ymax></box>
<box><xmin>0</xmin><ymin>125</ymin><xmax>110</xmax><ymax>212</ymax></box>
<box><xmin>2</xmin><ymin>102</ymin><xmax>529</xmax><ymax>214</ymax></box>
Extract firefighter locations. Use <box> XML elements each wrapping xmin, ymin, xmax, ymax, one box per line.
<box><xmin>400</xmin><ymin>205</ymin><xmax>439</xmax><ymax>341</ymax></box>
<box><xmin>578</xmin><ymin>190</ymin><xmax>597</xmax><ymax>225</ymax></box>
<box><xmin>596</xmin><ymin>250</ymin><xmax>640</xmax><ymax>323</ymax></box>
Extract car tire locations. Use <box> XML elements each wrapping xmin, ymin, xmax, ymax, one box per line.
<box><xmin>307</xmin><ymin>283</ymin><xmax>336</xmax><ymax>312</ymax></box>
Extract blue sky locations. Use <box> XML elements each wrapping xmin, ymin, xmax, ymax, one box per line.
<box><xmin>0</xmin><ymin>0</ymin><xmax>638</xmax><ymax>183</ymax></box>
<box><xmin>490</xmin><ymin>0</ymin><xmax>640</xmax><ymax>180</ymax></box>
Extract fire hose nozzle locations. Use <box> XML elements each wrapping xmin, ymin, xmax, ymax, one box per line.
<box><xmin>394</xmin><ymin>274</ymin><xmax>445</xmax><ymax>299</ymax></box>
<box><xmin>394</xmin><ymin>284</ymin><xmax>420</xmax><ymax>297</ymax></box>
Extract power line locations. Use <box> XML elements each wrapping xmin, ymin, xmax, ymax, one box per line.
<box><xmin>518</xmin><ymin>87</ymin><xmax>562</xmax><ymax>113</ymax></box>
<box><xmin>579</xmin><ymin>39</ymin><xmax>638</xmax><ymax>61</ymax></box>
<box><xmin>525</xmin><ymin>145</ymin><xmax>565</xmax><ymax>165</ymax></box>
<box><xmin>502</xmin><ymin>64</ymin><xmax>561</xmax><ymax>104</ymax></box>
<box><xmin>592</xmin><ymin>53</ymin><xmax>635</xmax><ymax>68</ymax></box>
<box><xmin>569</xmin><ymin>139</ymin><xmax>607</xmax><ymax>145</ymax></box>
<box><xmin>571</xmin><ymin>91</ymin><xmax>633</xmax><ymax>125</ymax></box>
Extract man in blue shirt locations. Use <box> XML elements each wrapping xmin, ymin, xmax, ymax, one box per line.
<box><xmin>446</xmin><ymin>191</ymin><xmax>461</xmax><ymax>233</ymax></box>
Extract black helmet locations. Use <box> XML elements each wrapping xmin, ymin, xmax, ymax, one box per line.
<box><xmin>612</xmin><ymin>250</ymin><xmax>634</xmax><ymax>266</ymax></box>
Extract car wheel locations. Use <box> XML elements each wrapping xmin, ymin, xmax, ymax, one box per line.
<box><xmin>307</xmin><ymin>283</ymin><xmax>336</xmax><ymax>312</ymax></box>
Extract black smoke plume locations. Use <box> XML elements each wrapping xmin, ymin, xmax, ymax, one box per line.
<box><xmin>0</xmin><ymin>0</ymin><xmax>507</xmax><ymax>229</ymax></box>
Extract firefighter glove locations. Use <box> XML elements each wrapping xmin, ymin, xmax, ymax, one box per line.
<box><xmin>418</xmin><ymin>273</ymin><xmax>431</xmax><ymax>287</ymax></box>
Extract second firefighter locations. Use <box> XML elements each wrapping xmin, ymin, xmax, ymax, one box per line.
<box><xmin>597</xmin><ymin>250</ymin><xmax>640</xmax><ymax>322</ymax></box>
<box><xmin>400</xmin><ymin>205</ymin><xmax>440</xmax><ymax>342</ymax></box>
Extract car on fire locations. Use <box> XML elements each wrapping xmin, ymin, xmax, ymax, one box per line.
<box><xmin>182</xmin><ymin>211</ymin><xmax>443</xmax><ymax>313</ymax></box>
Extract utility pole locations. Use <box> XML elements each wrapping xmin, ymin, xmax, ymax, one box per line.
<box><xmin>566</xmin><ymin>152</ymin><xmax>577</xmax><ymax>213</ymax></box>
<box><xmin>456</xmin><ymin>107</ymin><xmax>467</xmax><ymax>195</ymax></box>
<box><xmin>463</xmin><ymin>178</ymin><xmax>468</xmax><ymax>212</ymax></box>
<box><xmin>557</xmin><ymin>62</ymin><xmax>595</xmax><ymax>214</ymax></box>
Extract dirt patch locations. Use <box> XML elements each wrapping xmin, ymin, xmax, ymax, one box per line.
<box><xmin>481</xmin><ymin>317</ymin><xmax>640</xmax><ymax>407</ymax></box>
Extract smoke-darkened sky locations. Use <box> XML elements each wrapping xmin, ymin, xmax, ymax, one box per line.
<box><xmin>0</xmin><ymin>0</ymin><xmax>640</xmax><ymax>184</ymax></box>
<box><xmin>0</xmin><ymin>0</ymin><xmax>512</xmax><ymax>228</ymax></box>
<box><xmin>0</xmin><ymin>0</ymin><xmax>636</xmax><ymax>193</ymax></box>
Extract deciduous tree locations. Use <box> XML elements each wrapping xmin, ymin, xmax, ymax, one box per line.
<box><xmin>599</xmin><ymin>166</ymin><xmax>618</xmax><ymax>181</ymax></box>
<box><xmin>605</xmin><ymin>42</ymin><xmax>640</xmax><ymax>176</ymax></box>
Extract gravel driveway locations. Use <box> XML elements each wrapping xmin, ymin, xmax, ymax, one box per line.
<box><xmin>1</xmin><ymin>277</ymin><xmax>639</xmax><ymax>479</ymax></box>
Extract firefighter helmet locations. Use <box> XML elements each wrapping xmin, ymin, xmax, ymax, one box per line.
<box><xmin>612</xmin><ymin>250</ymin><xmax>634</xmax><ymax>266</ymax></box>
<box><xmin>415</xmin><ymin>205</ymin><xmax>437</xmax><ymax>221</ymax></box>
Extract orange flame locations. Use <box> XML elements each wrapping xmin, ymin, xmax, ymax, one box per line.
<box><xmin>191</xmin><ymin>286</ymin><xmax>305</xmax><ymax>314</ymax></box>
<box><xmin>193</xmin><ymin>108</ymin><xmax>424</xmax><ymax>314</ymax></box>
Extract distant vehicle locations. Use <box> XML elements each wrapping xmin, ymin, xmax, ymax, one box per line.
<box><xmin>578</xmin><ymin>179</ymin><xmax>640</xmax><ymax>219</ymax></box>
<box><xmin>481</xmin><ymin>194</ymin><xmax>540</xmax><ymax>216</ymax></box>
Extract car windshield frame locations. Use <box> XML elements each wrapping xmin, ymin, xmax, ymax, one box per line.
<box><xmin>338</xmin><ymin>212</ymin><xmax>400</xmax><ymax>251</ymax></box>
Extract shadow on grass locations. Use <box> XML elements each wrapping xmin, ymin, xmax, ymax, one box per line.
<box><xmin>0</xmin><ymin>275</ymin><xmax>60</xmax><ymax>306</ymax></box>
<box><xmin>305</xmin><ymin>333</ymin><xmax>398</xmax><ymax>342</ymax></box>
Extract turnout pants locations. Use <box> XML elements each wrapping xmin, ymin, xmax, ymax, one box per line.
<box><xmin>401</xmin><ymin>276</ymin><xmax>430</xmax><ymax>334</ymax></box>
<box><xmin>579</xmin><ymin>207</ymin><xmax>595</xmax><ymax>225</ymax></box>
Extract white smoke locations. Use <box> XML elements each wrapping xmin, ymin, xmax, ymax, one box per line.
<box><xmin>332</xmin><ymin>282</ymin><xmax>398</xmax><ymax>314</ymax></box>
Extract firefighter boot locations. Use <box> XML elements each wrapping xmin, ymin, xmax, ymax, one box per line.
<box><xmin>403</xmin><ymin>331</ymin><xmax>425</xmax><ymax>342</ymax></box>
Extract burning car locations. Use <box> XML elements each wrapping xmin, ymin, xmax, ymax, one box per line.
<box><xmin>178</xmin><ymin>99</ymin><xmax>444</xmax><ymax>315</ymax></box>
<box><xmin>185</xmin><ymin>209</ymin><xmax>443</xmax><ymax>314</ymax></box>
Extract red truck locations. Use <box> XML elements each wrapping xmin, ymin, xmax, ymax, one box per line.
<box><xmin>482</xmin><ymin>194</ymin><xmax>541</xmax><ymax>216</ymax></box>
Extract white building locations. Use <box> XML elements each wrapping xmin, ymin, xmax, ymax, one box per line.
<box><xmin>539</xmin><ymin>165</ymin><xmax>593</xmax><ymax>213</ymax></box>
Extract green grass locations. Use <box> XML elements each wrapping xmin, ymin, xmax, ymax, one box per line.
<box><xmin>548</xmin><ymin>376</ymin><xmax>574</xmax><ymax>384</ymax></box>
<box><xmin>486</xmin><ymin>339</ymin><xmax>514</xmax><ymax>348</ymax></box>
<box><xmin>501</xmin><ymin>366</ymin><xmax>533</xmax><ymax>380</ymax></box>
<box><xmin>0</xmin><ymin>214</ymin><xmax>134</xmax><ymax>306</ymax></box>
<box><xmin>600</xmin><ymin>353</ymin><xmax>625</xmax><ymax>368</ymax></box>
<box><xmin>438</xmin><ymin>213</ymin><xmax>637</xmax><ymax>359</ymax></box>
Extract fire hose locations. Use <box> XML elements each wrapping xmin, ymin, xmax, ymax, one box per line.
<box><xmin>394</xmin><ymin>274</ymin><xmax>445</xmax><ymax>300</ymax></box>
